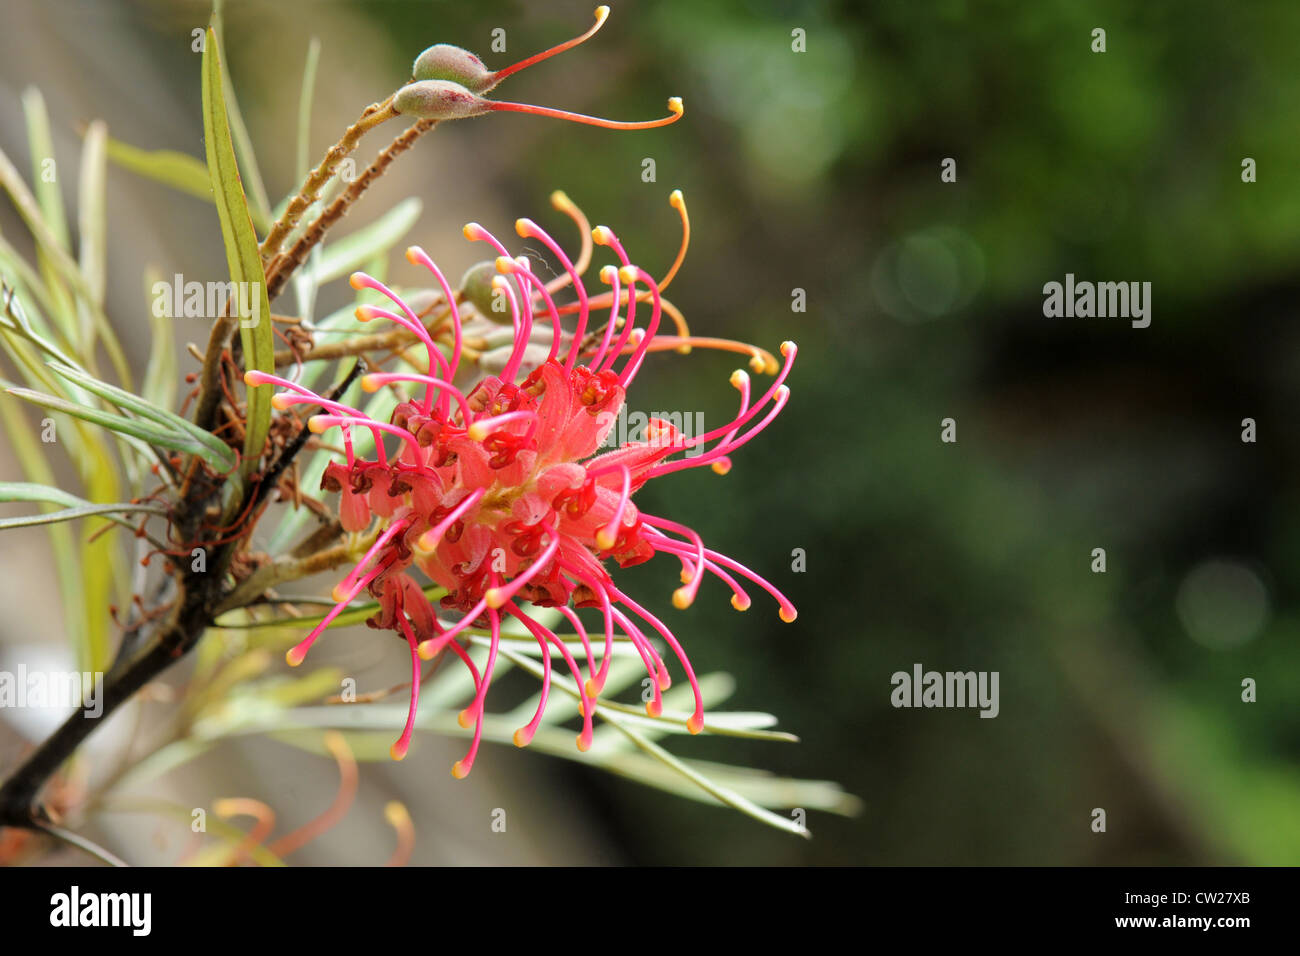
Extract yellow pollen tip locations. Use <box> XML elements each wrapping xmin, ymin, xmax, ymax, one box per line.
<box><xmin>451</xmin><ymin>760</ymin><xmax>470</xmax><ymax>779</ymax></box>
<box><xmin>669</xmin><ymin>188</ymin><xmax>684</xmax><ymax>208</ymax></box>
<box><xmin>389</xmin><ymin>742</ymin><xmax>408</xmax><ymax>761</ymax></box>
<box><xmin>457</xmin><ymin>709</ymin><xmax>473</xmax><ymax>729</ymax></box>
<box><xmin>404</xmin><ymin>246</ymin><xmax>422</xmax><ymax>265</ymax></box>
<box><xmin>576</xmin><ymin>734</ymin><xmax>592</xmax><ymax>753</ymax></box>
<box><xmin>779</xmin><ymin>606</ymin><xmax>798</xmax><ymax>623</ymax></box>
<box><xmin>592</xmin><ymin>225</ymin><xmax>612</xmax><ymax>246</ymax></box>
<box><xmin>331</xmin><ymin>582</ymin><xmax>350</xmax><ymax>603</ymax></box>
<box><xmin>594</xmin><ymin>529</ymin><xmax>616</xmax><ymax>551</ymax></box>
<box><xmin>776</xmin><ymin>385</ymin><xmax>791</xmax><ymax>400</ymax></box>
<box><xmin>485</xmin><ymin>587</ymin><xmax>505</xmax><ymax>609</ymax></box>
<box><xmin>679</xmin><ymin>569</ymin><xmax>691</xmax><ymax>585</ymax></box>
<box><xmin>355</xmin><ymin>305</ymin><xmax>377</xmax><ymax>321</ymax></box>
<box><xmin>594</xmin><ymin>5</ymin><xmax>610</xmax><ymax>24</ymax></box>
<box><xmin>584</xmin><ymin>678</ymin><xmax>602</xmax><ymax>698</ymax></box>
<box><xmin>286</xmin><ymin>647</ymin><xmax>306</xmax><ymax>666</ymax></box>
<box><xmin>672</xmin><ymin>587</ymin><xmax>692</xmax><ymax>610</ymax></box>
<box><xmin>307</xmin><ymin>416</ymin><xmax>329</xmax><ymax>434</ymax></box>
<box><xmin>550</xmin><ymin>190</ymin><xmax>571</xmax><ymax>210</ymax></box>
<box><xmin>599</xmin><ymin>264</ymin><xmax>618</xmax><ymax>284</ymax></box>
<box><xmin>730</xmin><ymin>369</ymin><xmax>749</xmax><ymax>389</ymax></box>
<box><xmin>659</xmin><ymin>671</ymin><xmax>672</xmax><ymax>691</ymax></box>
<box><xmin>514</xmin><ymin>218</ymin><xmax>534</xmax><ymax>238</ymax></box>
<box><xmin>686</xmin><ymin>714</ymin><xmax>704</xmax><ymax>735</ymax></box>
<box><xmin>512</xmin><ymin>728</ymin><xmax>533</xmax><ymax>748</ymax></box>
<box><xmin>645</xmin><ymin>700</ymin><xmax>662</xmax><ymax>718</ymax></box>
<box><xmin>242</xmin><ymin>370</ymin><xmax>264</xmax><ymax>387</ymax></box>
<box><xmin>467</xmin><ymin>422</ymin><xmax>489</xmax><ymax>441</ymax></box>
<box><xmin>711</xmin><ymin>459</ymin><xmax>732</xmax><ymax>475</ymax></box>
<box><xmin>462</xmin><ymin>222</ymin><xmax>481</xmax><ymax>240</ymax></box>
<box><xmin>668</xmin><ymin>96</ymin><xmax>684</xmax><ymax>115</ymax></box>
<box><xmin>495</xmin><ymin>255</ymin><xmax>516</xmax><ymax>274</ymax></box>
<box><xmin>360</xmin><ymin>374</ymin><xmax>382</xmax><ymax>393</ymax></box>
<box><xmin>348</xmin><ymin>272</ymin><xmax>366</xmax><ymax>290</ymax></box>
<box><xmin>617</xmin><ymin>265</ymin><xmax>638</xmax><ymax>284</ymax></box>
<box><xmin>384</xmin><ymin>801</ymin><xmax>410</xmax><ymax>827</ymax></box>
<box><xmin>781</xmin><ymin>340</ymin><xmax>796</xmax><ymax>356</ymax></box>
<box><xmin>270</xmin><ymin>394</ymin><xmax>292</xmax><ymax>412</ymax></box>
<box><xmin>417</xmin><ymin>640</ymin><xmax>438</xmax><ymax>660</ymax></box>
<box><xmin>731</xmin><ymin>594</ymin><xmax>750</xmax><ymax>612</ymax></box>
<box><xmin>416</xmin><ymin>532</ymin><xmax>437</xmax><ymax>551</ymax></box>
<box><xmin>749</xmin><ymin>355</ymin><xmax>766</xmax><ymax>373</ymax></box>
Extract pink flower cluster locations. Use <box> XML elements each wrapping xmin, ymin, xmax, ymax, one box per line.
<box><xmin>247</xmin><ymin>192</ymin><xmax>796</xmax><ymax>777</ymax></box>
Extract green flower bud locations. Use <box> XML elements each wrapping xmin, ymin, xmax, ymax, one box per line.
<box><xmin>411</xmin><ymin>44</ymin><xmax>496</xmax><ymax>93</ymax></box>
<box><xmin>460</xmin><ymin>261</ymin><xmax>526</xmax><ymax>325</ymax></box>
<box><xmin>393</xmin><ymin>80</ymin><xmax>489</xmax><ymax>121</ymax></box>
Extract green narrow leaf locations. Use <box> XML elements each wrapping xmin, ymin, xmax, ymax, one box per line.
<box><xmin>70</xmin><ymin>125</ymin><xmax>125</xmax><ymax>674</ymax></box>
<box><xmin>141</xmin><ymin>267</ymin><xmax>177</xmax><ymax>411</ymax></box>
<box><xmin>495</xmin><ymin>644</ymin><xmax>812</xmax><ymax>836</ymax></box>
<box><xmin>0</xmin><ymin>401</ymin><xmax>88</xmax><ymax>668</ymax></box>
<box><xmin>6</xmin><ymin>386</ymin><xmax>227</xmax><ymax>470</ymax></box>
<box><xmin>291</xmin><ymin>37</ymin><xmax>323</xmax><ymax>321</ymax></box>
<box><xmin>0</xmin><ymin>481</ymin><xmax>85</xmax><ymax>510</ymax></box>
<box><xmin>46</xmin><ymin>360</ymin><xmax>235</xmax><ymax>471</ymax></box>
<box><xmin>20</xmin><ymin>88</ymin><xmax>69</xmax><ymax>250</ymax></box>
<box><xmin>19</xmin><ymin>87</ymin><xmax>76</xmax><ymax>343</ymax></box>
<box><xmin>0</xmin><ymin>486</ymin><xmax>167</xmax><ymax>531</ymax></box>
<box><xmin>77</xmin><ymin>120</ymin><xmax>107</xmax><ymax>350</ymax></box>
<box><xmin>296</xmin><ymin>38</ymin><xmax>321</xmax><ymax>184</ymax></box>
<box><xmin>209</xmin><ymin>2</ymin><xmax>271</xmax><ymax>229</ymax></box>
<box><xmin>0</xmin><ymin>140</ymin><xmax>132</xmax><ymax>386</ymax></box>
<box><xmin>201</xmin><ymin>25</ymin><xmax>273</xmax><ymax>477</ymax></box>
<box><xmin>0</xmin><ymin>233</ymin><xmax>59</xmax><ymax>323</ymax></box>
<box><xmin>105</xmin><ymin>134</ymin><xmax>271</xmax><ymax>234</ymax></box>
<box><xmin>0</xmin><ymin>274</ymin><xmax>81</xmax><ymax>369</ymax></box>
<box><xmin>104</xmin><ymin>136</ymin><xmax>213</xmax><ymax>201</ymax></box>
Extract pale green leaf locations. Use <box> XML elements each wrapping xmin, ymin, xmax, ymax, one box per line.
<box><xmin>0</xmin><ymin>138</ymin><xmax>131</xmax><ymax>385</ymax></box>
<box><xmin>46</xmin><ymin>361</ymin><xmax>236</xmax><ymax>471</ymax></box>
<box><xmin>19</xmin><ymin>87</ymin><xmax>75</xmax><ymax>343</ymax></box>
<box><xmin>6</xmin><ymin>385</ymin><xmax>228</xmax><ymax>470</ymax></box>
<box><xmin>105</xmin><ymin>137</ymin><xmax>211</xmax><ymax>201</ymax></box>
<box><xmin>76</xmin><ymin>120</ymin><xmax>107</xmax><ymax>348</ymax></box>
<box><xmin>141</xmin><ymin>267</ymin><xmax>177</xmax><ymax>411</ymax></box>
<box><xmin>201</xmin><ymin>25</ymin><xmax>272</xmax><ymax>476</ymax></box>
<box><xmin>0</xmin><ymin>481</ymin><xmax>168</xmax><ymax>530</ymax></box>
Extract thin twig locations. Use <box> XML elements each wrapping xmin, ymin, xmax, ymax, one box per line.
<box><xmin>265</xmin><ymin>119</ymin><xmax>437</xmax><ymax>301</ymax></box>
<box><xmin>259</xmin><ymin>98</ymin><xmax>398</xmax><ymax>263</ymax></box>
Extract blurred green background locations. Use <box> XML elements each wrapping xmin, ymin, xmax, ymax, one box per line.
<box><xmin>3</xmin><ymin>0</ymin><xmax>1299</xmax><ymax>864</ymax></box>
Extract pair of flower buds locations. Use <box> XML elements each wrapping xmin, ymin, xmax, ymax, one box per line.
<box><xmin>392</xmin><ymin>6</ymin><xmax>684</xmax><ymax>130</ymax></box>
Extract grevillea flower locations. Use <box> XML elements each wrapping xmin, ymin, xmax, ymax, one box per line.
<box><xmin>246</xmin><ymin>190</ymin><xmax>796</xmax><ymax>777</ymax></box>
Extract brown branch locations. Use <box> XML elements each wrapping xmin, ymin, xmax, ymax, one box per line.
<box><xmin>265</xmin><ymin>118</ymin><xmax>437</xmax><ymax>302</ymax></box>
<box><xmin>259</xmin><ymin>98</ymin><xmax>398</xmax><ymax>263</ymax></box>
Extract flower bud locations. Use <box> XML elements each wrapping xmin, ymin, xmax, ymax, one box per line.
<box><xmin>411</xmin><ymin>44</ymin><xmax>497</xmax><ymax>93</ymax></box>
<box><xmin>459</xmin><ymin>261</ymin><xmax>525</xmax><ymax>325</ymax></box>
<box><xmin>393</xmin><ymin>80</ymin><xmax>489</xmax><ymax>121</ymax></box>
